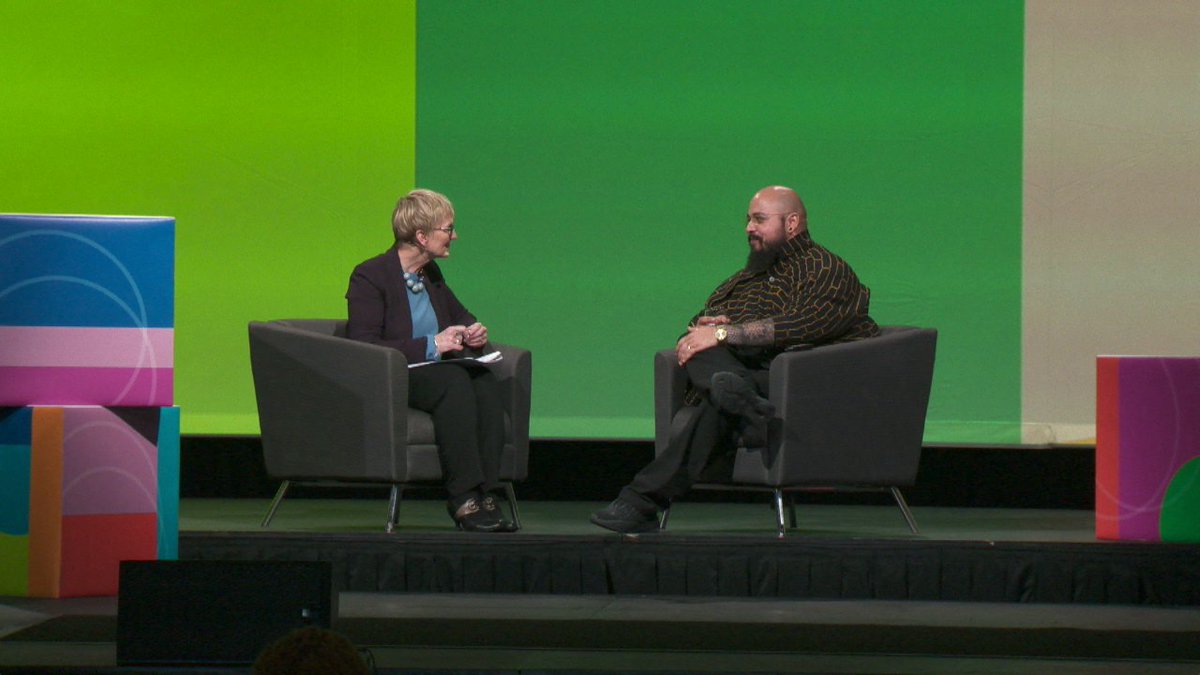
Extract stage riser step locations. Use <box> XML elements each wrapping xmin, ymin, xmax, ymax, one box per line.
<box><xmin>181</xmin><ymin>533</ymin><xmax>1200</xmax><ymax>606</ymax></box>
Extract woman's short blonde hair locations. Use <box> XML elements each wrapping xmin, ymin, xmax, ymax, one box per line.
<box><xmin>391</xmin><ymin>189</ymin><xmax>454</xmax><ymax>244</ymax></box>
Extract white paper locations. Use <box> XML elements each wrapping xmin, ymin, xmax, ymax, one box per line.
<box><xmin>408</xmin><ymin>351</ymin><xmax>503</xmax><ymax>369</ymax></box>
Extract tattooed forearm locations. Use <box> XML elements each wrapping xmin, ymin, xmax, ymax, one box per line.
<box><xmin>726</xmin><ymin>319</ymin><xmax>774</xmax><ymax>346</ymax></box>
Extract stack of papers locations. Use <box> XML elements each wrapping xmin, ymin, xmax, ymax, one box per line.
<box><xmin>408</xmin><ymin>351</ymin><xmax>503</xmax><ymax>369</ymax></box>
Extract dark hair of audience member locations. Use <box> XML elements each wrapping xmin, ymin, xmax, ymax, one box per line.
<box><xmin>252</xmin><ymin>627</ymin><xmax>370</xmax><ymax>675</ymax></box>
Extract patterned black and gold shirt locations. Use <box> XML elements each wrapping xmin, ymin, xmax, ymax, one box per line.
<box><xmin>693</xmin><ymin>230</ymin><xmax>880</xmax><ymax>363</ymax></box>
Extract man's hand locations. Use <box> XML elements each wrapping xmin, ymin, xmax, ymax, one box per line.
<box><xmin>676</xmin><ymin>324</ymin><xmax>721</xmax><ymax>366</ymax></box>
<box><xmin>695</xmin><ymin>315</ymin><xmax>730</xmax><ymax>327</ymax></box>
<box><xmin>463</xmin><ymin>322</ymin><xmax>488</xmax><ymax>349</ymax></box>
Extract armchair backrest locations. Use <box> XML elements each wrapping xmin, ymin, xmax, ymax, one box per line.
<box><xmin>271</xmin><ymin>319</ymin><xmax>348</xmax><ymax>338</ymax></box>
<box><xmin>248</xmin><ymin>319</ymin><xmax>411</xmax><ymax>482</ymax></box>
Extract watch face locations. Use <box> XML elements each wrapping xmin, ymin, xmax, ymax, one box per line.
<box><xmin>716</xmin><ymin>327</ymin><xmax>727</xmax><ymax>342</ymax></box>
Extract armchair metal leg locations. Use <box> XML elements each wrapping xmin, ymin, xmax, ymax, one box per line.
<box><xmin>773</xmin><ymin>489</ymin><xmax>787</xmax><ymax>538</ymax></box>
<box><xmin>890</xmin><ymin>487</ymin><xmax>920</xmax><ymax>535</ymax></box>
<box><xmin>658</xmin><ymin>503</ymin><xmax>671</xmax><ymax>530</ymax></box>
<box><xmin>502</xmin><ymin>482</ymin><xmax>522</xmax><ymax>530</ymax></box>
<box><xmin>386</xmin><ymin>485</ymin><xmax>402</xmax><ymax>533</ymax></box>
<box><xmin>261</xmin><ymin>480</ymin><xmax>291</xmax><ymax>528</ymax></box>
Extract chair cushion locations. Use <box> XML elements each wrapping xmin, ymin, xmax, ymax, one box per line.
<box><xmin>406</xmin><ymin>409</ymin><xmax>437</xmax><ymax>444</ymax></box>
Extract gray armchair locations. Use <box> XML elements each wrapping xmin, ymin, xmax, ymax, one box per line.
<box><xmin>654</xmin><ymin>326</ymin><xmax>937</xmax><ymax>537</ymax></box>
<box><xmin>248</xmin><ymin>319</ymin><xmax>531</xmax><ymax>532</ymax></box>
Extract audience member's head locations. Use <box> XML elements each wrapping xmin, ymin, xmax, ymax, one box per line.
<box><xmin>253</xmin><ymin>627</ymin><xmax>371</xmax><ymax>675</ymax></box>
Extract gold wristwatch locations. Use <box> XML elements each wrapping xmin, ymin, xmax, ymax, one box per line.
<box><xmin>714</xmin><ymin>326</ymin><xmax>728</xmax><ymax>344</ymax></box>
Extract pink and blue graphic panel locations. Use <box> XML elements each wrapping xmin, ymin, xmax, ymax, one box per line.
<box><xmin>1096</xmin><ymin>356</ymin><xmax>1200</xmax><ymax>542</ymax></box>
<box><xmin>0</xmin><ymin>405</ymin><xmax>178</xmax><ymax>597</ymax></box>
<box><xmin>0</xmin><ymin>407</ymin><xmax>35</xmax><ymax>594</ymax></box>
<box><xmin>0</xmin><ymin>214</ymin><xmax>174</xmax><ymax>406</ymax></box>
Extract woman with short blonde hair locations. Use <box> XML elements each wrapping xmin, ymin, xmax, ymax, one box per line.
<box><xmin>390</xmin><ymin>188</ymin><xmax>454</xmax><ymax>244</ymax></box>
<box><xmin>345</xmin><ymin>188</ymin><xmax>513</xmax><ymax>532</ymax></box>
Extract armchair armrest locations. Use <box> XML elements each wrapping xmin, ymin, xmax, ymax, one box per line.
<box><xmin>489</xmin><ymin>343</ymin><xmax>532</xmax><ymax>479</ymax></box>
<box><xmin>765</xmin><ymin>327</ymin><xmax>936</xmax><ymax>485</ymax></box>
<box><xmin>654</xmin><ymin>349</ymin><xmax>688</xmax><ymax>456</ymax></box>
<box><xmin>249</xmin><ymin>321</ymin><xmax>410</xmax><ymax>480</ymax></box>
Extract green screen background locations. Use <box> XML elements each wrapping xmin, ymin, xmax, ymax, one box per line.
<box><xmin>1</xmin><ymin>1</ymin><xmax>1023</xmax><ymax>443</ymax></box>
<box><xmin>417</xmin><ymin>1</ymin><xmax>1024</xmax><ymax>441</ymax></box>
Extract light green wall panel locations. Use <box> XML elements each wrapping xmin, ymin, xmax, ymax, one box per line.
<box><xmin>0</xmin><ymin>1</ymin><xmax>418</xmax><ymax>434</ymax></box>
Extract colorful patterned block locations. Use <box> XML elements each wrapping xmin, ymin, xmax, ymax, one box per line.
<box><xmin>0</xmin><ymin>214</ymin><xmax>175</xmax><ymax>406</ymax></box>
<box><xmin>1096</xmin><ymin>356</ymin><xmax>1200</xmax><ymax>542</ymax></box>
<box><xmin>0</xmin><ymin>405</ymin><xmax>179</xmax><ymax>597</ymax></box>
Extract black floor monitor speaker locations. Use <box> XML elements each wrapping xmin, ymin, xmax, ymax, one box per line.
<box><xmin>117</xmin><ymin>559</ymin><xmax>334</xmax><ymax>666</ymax></box>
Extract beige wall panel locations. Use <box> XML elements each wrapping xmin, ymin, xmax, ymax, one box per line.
<box><xmin>1023</xmin><ymin>1</ymin><xmax>1200</xmax><ymax>443</ymax></box>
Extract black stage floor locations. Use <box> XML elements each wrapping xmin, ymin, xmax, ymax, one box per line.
<box><xmin>3</xmin><ymin>498</ymin><xmax>1199</xmax><ymax>673</ymax></box>
<box><xmin>182</xmin><ymin>498</ymin><xmax>1198</xmax><ymax>604</ymax></box>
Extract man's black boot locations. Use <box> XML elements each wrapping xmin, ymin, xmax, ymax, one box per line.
<box><xmin>709</xmin><ymin>371</ymin><xmax>774</xmax><ymax>448</ymax></box>
<box><xmin>590</xmin><ymin>496</ymin><xmax>659</xmax><ymax>534</ymax></box>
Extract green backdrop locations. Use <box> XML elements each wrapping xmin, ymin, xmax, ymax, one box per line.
<box><xmin>0</xmin><ymin>1</ymin><xmax>417</xmax><ymax>433</ymax></box>
<box><xmin>1</xmin><ymin>1</ymin><xmax>1023</xmax><ymax>442</ymax></box>
<box><xmin>416</xmin><ymin>1</ymin><xmax>1024</xmax><ymax>441</ymax></box>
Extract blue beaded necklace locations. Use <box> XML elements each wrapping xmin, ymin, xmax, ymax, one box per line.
<box><xmin>403</xmin><ymin>271</ymin><xmax>425</xmax><ymax>293</ymax></box>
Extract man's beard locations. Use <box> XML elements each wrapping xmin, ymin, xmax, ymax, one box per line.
<box><xmin>745</xmin><ymin>237</ymin><xmax>785</xmax><ymax>273</ymax></box>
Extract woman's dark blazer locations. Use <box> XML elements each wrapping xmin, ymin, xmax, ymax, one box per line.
<box><xmin>345</xmin><ymin>245</ymin><xmax>476</xmax><ymax>364</ymax></box>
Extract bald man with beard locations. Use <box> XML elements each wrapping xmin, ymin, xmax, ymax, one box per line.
<box><xmin>591</xmin><ymin>186</ymin><xmax>881</xmax><ymax>534</ymax></box>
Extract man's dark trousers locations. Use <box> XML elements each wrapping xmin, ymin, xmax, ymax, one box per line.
<box><xmin>622</xmin><ymin>347</ymin><xmax>770</xmax><ymax>511</ymax></box>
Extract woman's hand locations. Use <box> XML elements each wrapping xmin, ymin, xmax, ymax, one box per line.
<box><xmin>463</xmin><ymin>322</ymin><xmax>489</xmax><ymax>349</ymax></box>
<box><xmin>695</xmin><ymin>315</ymin><xmax>730</xmax><ymax>327</ymax></box>
<box><xmin>433</xmin><ymin>325</ymin><xmax>467</xmax><ymax>354</ymax></box>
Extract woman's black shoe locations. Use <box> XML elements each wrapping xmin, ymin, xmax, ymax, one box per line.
<box><xmin>449</xmin><ymin>496</ymin><xmax>502</xmax><ymax>532</ymax></box>
<box><xmin>480</xmin><ymin>494</ymin><xmax>519</xmax><ymax>532</ymax></box>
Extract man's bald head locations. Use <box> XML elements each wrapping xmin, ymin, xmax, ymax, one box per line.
<box><xmin>749</xmin><ymin>186</ymin><xmax>808</xmax><ymax>239</ymax></box>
